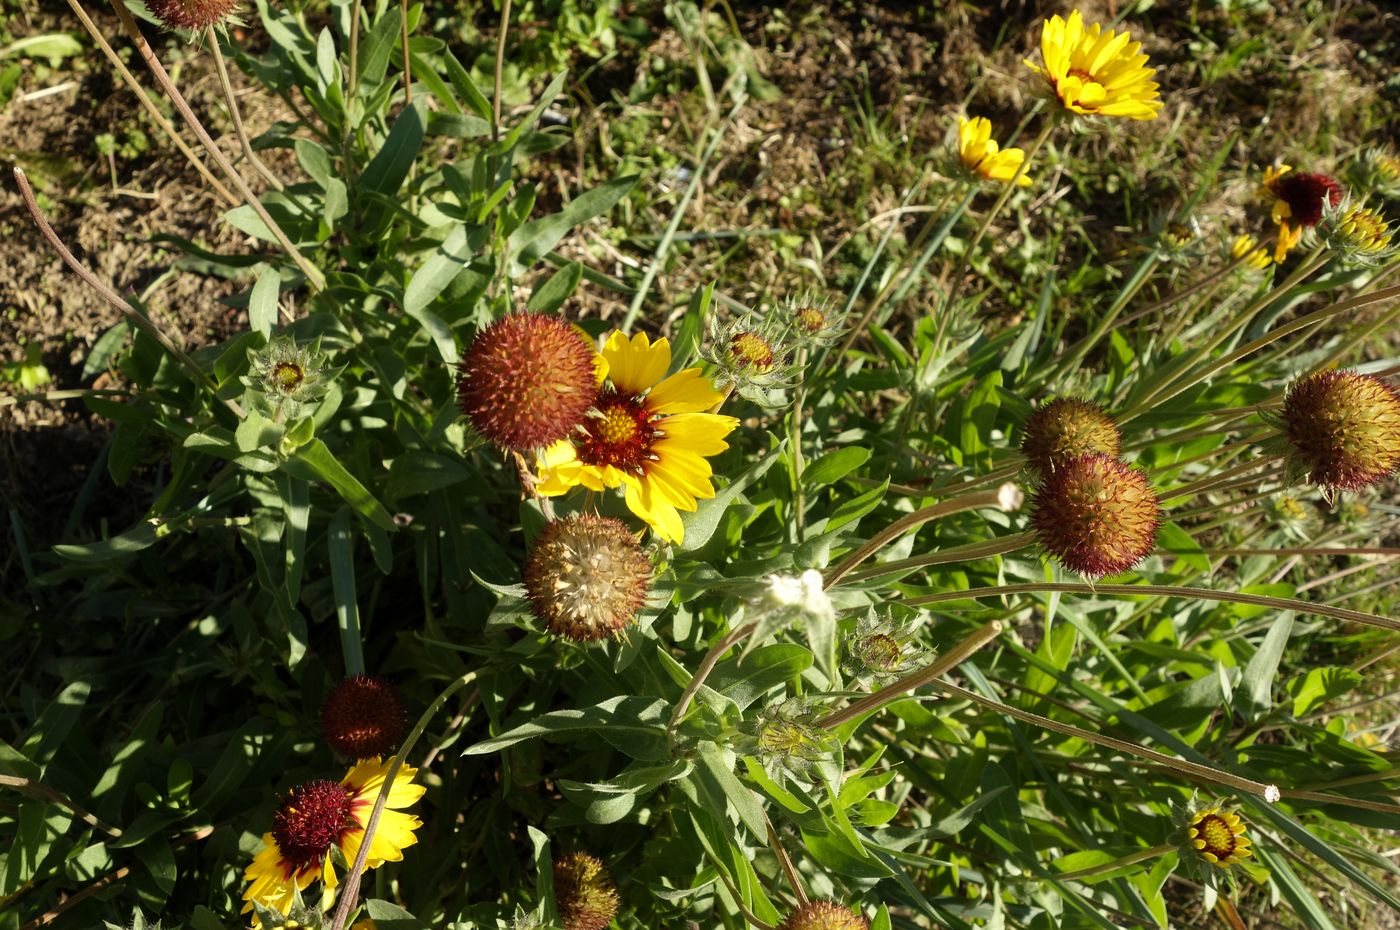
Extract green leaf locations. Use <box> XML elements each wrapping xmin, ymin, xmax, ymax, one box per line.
<box><xmin>356</xmin><ymin>6</ymin><xmax>402</xmax><ymax>87</ymax></box>
<box><xmin>53</xmin><ymin>522</ymin><xmax>158</xmax><ymax>563</ymax></box>
<box><xmin>284</xmin><ymin>439</ymin><xmax>396</xmax><ymax>531</ymax></box>
<box><xmin>386</xmin><ymin>451</ymin><xmax>473</xmax><ymax>499</ymax></box>
<box><xmin>360</xmin><ymin>100</ymin><xmax>425</xmax><ymax>198</ymax></box>
<box><xmin>509</xmin><ymin>175</ymin><xmax>639</xmax><ymax>266</ymax></box>
<box><xmin>1239</xmin><ymin>611</ymin><xmax>1293</xmax><ymax>718</ymax></box>
<box><xmin>462</xmin><ymin>696</ymin><xmax>670</xmax><ymax>761</ymax></box>
<box><xmin>707</xmin><ymin>644</ymin><xmax>812</xmax><ymax>711</ymax></box>
<box><xmin>694</xmin><ymin>743</ymin><xmax>767</xmax><ymax>839</ymax></box>
<box><xmin>1286</xmin><ymin>666</ymin><xmax>1363</xmax><ymax>717</ymax></box>
<box><xmin>802</xmin><ymin>446</ymin><xmax>871</xmax><ymax>489</ymax></box>
<box><xmin>526</xmin><ymin>262</ymin><xmax>583</xmax><ymax>314</ymax></box>
<box><xmin>248</xmin><ymin>264</ymin><xmax>280</xmax><ymax>338</ymax></box>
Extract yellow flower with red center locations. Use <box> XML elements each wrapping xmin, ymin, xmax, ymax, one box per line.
<box><xmin>242</xmin><ymin>758</ymin><xmax>424</xmax><ymax>919</ymax></box>
<box><xmin>1024</xmin><ymin>10</ymin><xmax>1162</xmax><ymax>120</ymax></box>
<box><xmin>957</xmin><ymin>116</ymin><xmax>1032</xmax><ymax>186</ymax></box>
<box><xmin>536</xmin><ymin>331</ymin><xmax>739</xmax><ymax>544</ymax></box>
<box><xmin>1261</xmin><ymin>163</ymin><xmax>1345</xmax><ymax>261</ymax></box>
<box><xmin>1186</xmin><ymin>807</ymin><xmax>1253</xmax><ymax>866</ymax></box>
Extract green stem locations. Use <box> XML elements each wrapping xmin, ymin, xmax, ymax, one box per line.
<box><xmin>1057</xmin><ymin>843</ymin><xmax>1176</xmax><ymax>882</ymax></box>
<box><xmin>327</xmin><ymin>670</ymin><xmax>480</xmax><ymax>930</ymax></box>
<box><xmin>667</xmin><ymin>621</ymin><xmax>756</xmax><ymax>734</ymax></box>
<box><xmin>902</xmin><ymin>582</ymin><xmax>1400</xmax><ymax>633</ymax></box>
<box><xmin>839</xmin><ymin>532</ymin><xmax>1037</xmax><ymax>585</ymax></box>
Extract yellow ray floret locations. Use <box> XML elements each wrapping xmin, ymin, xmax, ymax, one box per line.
<box><xmin>1024</xmin><ymin>10</ymin><xmax>1163</xmax><ymax>120</ymax></box>
<box><xmin>957</xmin><ymin>116</ymin><xmax>1032</xmax><ymax>186</ymax></box>
<box><xmin>536</xmin><ymin>331</ymin><xmax>739</xmax><ymax>544</ymax></box>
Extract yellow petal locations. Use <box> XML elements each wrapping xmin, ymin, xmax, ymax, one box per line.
<box><xmin>647</xmin><ymin>367</ymin><xmax>724</xmax><ymax>415</ymax></box>
<box><xmin>602</xmin><ymin>331</ymin><xmax>670</xmax><ymax>396</ymax></box>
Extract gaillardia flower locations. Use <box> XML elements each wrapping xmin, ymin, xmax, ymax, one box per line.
<box><xmin>243</xmin><ymin>758</ymin><xmax>423</xmax><ymax>917</ymax></box>
<box><xmin>1261</xmin><ymin>164</ymin><xmax>1345</xmax><ymax>261</ymax></box>
<box><xmin>778</xmin><ymin>900</ymin><xmax>870</xmax><ymax>930</ymax></box>
<box><xmin>552</xmin><ymin>853</ymin><xmax>619</xmax><ymax>930</ymax></box>
<box><xmin>1024</xmin><ymin>10</ymin><xmax>1162</xmax><ymax>120</ymax></box>
<box><xmin>1032</xmin><ymin>453</ymin><xmax>1161</xmax><ymax>578</ymax></box>
<box><xmin>1186</xmin><ymin>807</ymin><xmax>1253</xmax><ymax>866</ymax></box>
<box><xmin>1281</xmin><ymin>369</ymin><xmax>1400</xmax><ymax>491</ymax></box>
<box><xmin>957</xmin><ymin>116</ymin><xmax>1032</xmax><ymax>186</ymax></box>
<box><xmin>246</xmin><ymin>335</ymin><xmax>330</xmax><ymax>414</ymax></box>
<box><xmin>537</xmin><ymin>331</ymin><xmax>739</xmax><ymax>543</ymax></box>
<box><xmin>457</xmin><ymin>314</ymin><xmax>599</xmax><ymax>452</ymax></box>
<box><xmin>143</xmin><ymin>0</ymin><xmax>239</xmax><ymax>29</ymax></box>
<box><xmin>1020</xmin><ymin>397</ymin><xmax>1122</xmax><ymax>473</ymax></box>
<box><xmin>320</xmin><ymin>676</ymin><xmax>405</xmax><ymax>760</ymax></box>
<box><xmin>523</xmin><ymin>514</ymin><xmax>652</xmax><ymax>641</ymax></box>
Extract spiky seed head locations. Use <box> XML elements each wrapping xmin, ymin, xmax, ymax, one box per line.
<box><xmin>320</xmin><ymin>675</ymin><xmax>406</xmax><ymax>760</ymax></box>
<box><xmin>552</xmin><ymin>853</ymin><xmax>619</xmax><ymax>930</ymax></box>
<box><xmin>1020</xmin><ymin>398</ymin><xmax>1122</xmax><ymax>473</ymax></box>
<box><xmin>1032</xmin><ymin>453</ymin><xmax>1161</xmax><ymax>579</ymax></box>
<box><xmin>778</xmin><ymin>901</ymin><xmax>870</xmax><ymax>930</ymax></box>
<box><xmin>523</xmin><ymin>514</ymin><xmax>651</xmax><ymax>641</ymax></box>
<box><xmin>142</xmin><ymin>0</ymin><xmax>239</xmax><ymax>29</ymax></box>
<box><xmin>457</xmin><ymin>314</ymin><xmax>598</xmax><ymax>452</ymax></box>
<box><xmin>1281</xmin><ymin>370</ymin><xmax>1400</xmax><ymax>491</ymax></box>
<box><xmin>1268</xmin><ymin>171</ymin><xmax>1345</xmax><ymax>228</ymax></box>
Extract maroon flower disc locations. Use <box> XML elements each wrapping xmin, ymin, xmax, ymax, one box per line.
<box><xmin>320</xmin><ymin>675</ymin><xmax>406</xmax><ymax>760</ymax></box>
<box><xmin>1269</xmin><ymin>172</ymin><xmax>1344</xmax><ymax>228</ymax></box>
<box><xmin>271</xmin><ymin>779</ymin><xmax>354</xmax><ymax>871</ymax></box>
<box><xmin>1282</xmin><ymin>370</ymin><xmax>1400</xmax><ymax>491</ymax></box>
<box><xmin>142</xmin><ymin>0</ymin><xmax>239</xmax><ymax>29</ymax></box>
<box><xmin>457</xmin><ymin>314</ymin><xmax>598</xmax><ymax>451</ymax></box>
<box><xmin>1031</xmin><ymin>453</ymin><xmax>1161</xmax><ymax>578</ymax></box>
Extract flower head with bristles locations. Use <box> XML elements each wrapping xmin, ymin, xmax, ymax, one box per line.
<box><xmin>703</xmin><ymin>310</ymin><xmax>796</xmax><ymax>406</ymax></box>
<box><xmin>844</xmin><ymin>610</ymin><xmax>926</xmax><ymax>681</ymax></box>
<box><xmin>457</xmin><ymin>314</ymin><xmax>600</xmax><ymax>452</ymax></box>
<box><xmin>142</xmin><ymin>0</ymin><xmax>240</xmax><ymax>30</ymax></box>
<box><xmin>784</xmin><ymin>292</ymin><xmax>846</xmax><ymax>349</ymax></box>
<box><xmin>1020</xmin><ymin>398</ymin><xmax>1122</xmax><ymax>474</ymax></box>
<box><xmin>1317</xmin><ymin>197</ymin><xmax>1398</xmax><ymax>267</ymax></box>
<box><xmin>1186</xmin><ymin>807</ymin><xmax>1254</xmax><ymax>867</ymax></box>
<box><xmin>1349</xmin><ymin>147</ymin><xmax>1400</xmax><ymax>198</ymax></box>
<box><xmin>1023</xmin><ymin>10</ymin><xmax>1163</xmax><ymax>121</ymax></box>
<box><xmin>320</xmin><ymin>675</ymin><xmax>405</xmax><ymax>760</ymax></box>
<box><xmin>1280</xmin><ymin>370</ymin><xmax>1400</xmax><ymax>492</ymax></box>
<box><xmin>1032</xmin><ymin>453</ymin><xmax>1161</xmax><ymax>579</ymax></box>
<box><xmin>778</xmin><ymin>900</ymin><xmax>870</xmax><ymax>930</ymax></box>
<box><xmin>523</xmin><ymin>514</ymin><xmax>652</xmax><ymax>642</ymax></box>
<box><xmin>552</xmin><ymin>853</ymin><xmax>619</xmax><ymax>930</ymax></box>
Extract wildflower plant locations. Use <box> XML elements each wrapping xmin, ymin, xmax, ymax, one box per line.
<box><xmin>9</xmin><ymin>5</ymin><xmax>1400</xmax><ymax>930</ymax></box>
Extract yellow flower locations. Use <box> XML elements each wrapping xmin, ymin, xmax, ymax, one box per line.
<box><xmin>1230</xmin><ymin>233</ymin><xmax>1273</xmax><ymax>270</ymax></box>
<box><xmin>957</xmin><ymin>116</ymin><xmax>1032</xmax><ymax>186</ymax></box>
<box><xmin>242</xmin><ymin>758</ymin><xmax>424</xmax><ymax>920</ymax></box>
<box><xmin>1024</xmin><ymin>10</ymin><xmax>1162</xmax><ymax>120</ymax></box>
<box><xmin>536</xmin><ymin>331</ymin><xmax>739</xmax><ymax>543</ymax></box>
<box><xmin>1186</xmin><ymin>807</ymin><xmax>1253</xmax><ymax>866</ymax></box>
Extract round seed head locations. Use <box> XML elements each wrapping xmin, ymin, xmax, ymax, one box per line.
<box><xmin>1020</xmin><ymin>398</ymin><xmax>1122</xmax><ymax>473</ymax></box>
<box><xmin>142</xmin><ymin>0</ymin><xmax>239</xmax><ymax>29</ymax></box>
<box><xmin>778</xmin><ymin>901</ymin><xmax>870</xmax><ymax>930</ymax></box>
<box><xmin>523</xmin><ymin>514</ymin><xmax>651</xmax><ymax>641</ymax></box>
<box><xmin>1282</xmin><ymin>370</ymin><xmax>1400</xmax><ymax>491</ymax></box>
<box><xmin>1032</xmin><ymin>453</ymin><xmax>1161</xmax><ymax>579</ymax></box>
<box><xmin>320</xmin><ymin>675</ymin><xmax>406</xmax><ymax>760</ymax></box>
<box><xmin>1268</xmin><ymin>171</ymin><xmax>1344</xmax><ymax>228</ymax></box>
<box><xmin>457</xmin><ymin>314</ymin><xmax>598</xmax><ymax>452</ymax></box>
<box><xmin>552</xmin><ymin>853</ymin><xmax>619</xmax><ymax>930</ymax></box>
<box><xmin>271</xmin><ymin>779</ymin><xmax>354</xmax><ymax>872</ymax></box>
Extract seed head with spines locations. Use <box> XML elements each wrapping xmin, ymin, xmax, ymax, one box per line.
<box><xmin>523</xmin><ymin>514</ymin><xmax>652</xmax><ymax>641</ymax></box>
<box><xmin>320</xmin><ymin>675</ymin><xmax>405</xmax><ymax>760</ymax></box>
<box><xmin>1281</xmin><ymin>369</ymin><xmax>1400</xmax><ymax>492</ymax></box>
<box><xmin>1031</xmin><ymin>453</ymin><xmax>1161</xmax><ymax>579</ymax></box>
<box><xmin>778</xmin><ymin>900</ymin><xmax>870</xmax><ymax>930</ymax></box>
<box><xmin>552</xmin><ymin>853</ymin><xmax>619</xmax><ymax>930</ymax></box>
<box><xmin>1020</xmin><ymin>398</ymin><xmax>1122</xmax><ymax>474</ymax></box>
<box><xmin>457</xmin><ymin>314</ymin><xmax>599</xmax><ymax>452</ymax></box>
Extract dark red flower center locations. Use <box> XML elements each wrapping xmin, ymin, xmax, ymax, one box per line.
<box><xmin>575</xmin><ymin>391</ymin><xmax>657</xmax><ymax>474</ymax></box>
<box><xmin>1195</xmin><ymin>813</ymin><xmax>1238</xmax><ymax>860</ymax></box>
<box><xmin>1269</xmin><ymin>172</ymin><xmax>1344</xmax><ymax>227</ymax></box>
<box><xmin>271</xmin><ymin>779</ymin><xmax>355</xmax><ymax>874</ymax></box>
<box><xmin>272</xmin><ymin>361</ymin><xmax>305</xmax><ymax>393</ymax></box>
